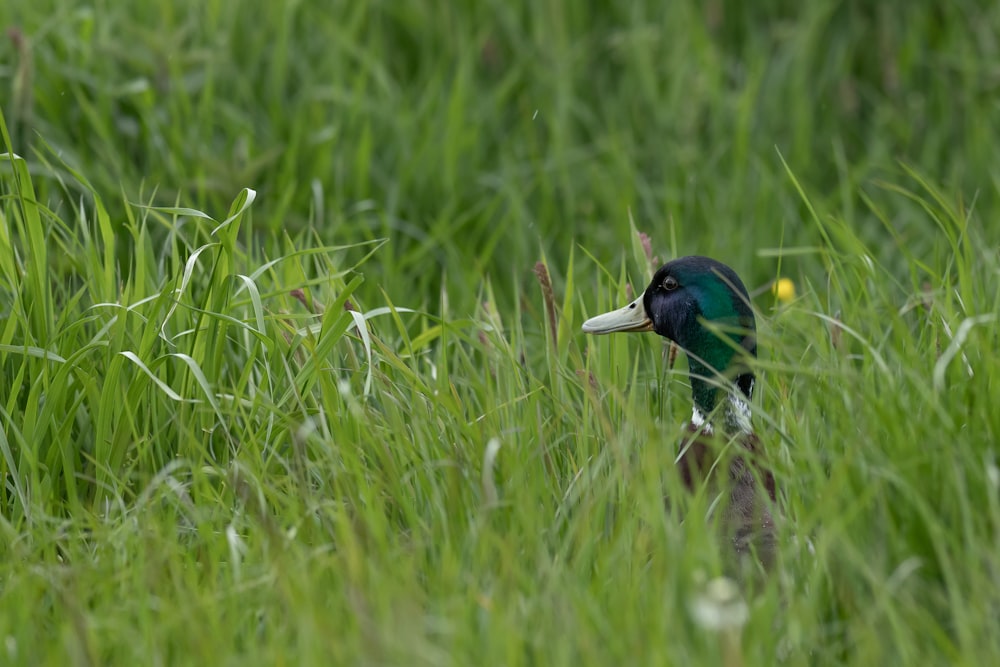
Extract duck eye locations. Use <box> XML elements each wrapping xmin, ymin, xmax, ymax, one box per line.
<box><xmin>662</xmin><ymin>276</ymin><xmax>679</xmax><ymax>291</ymax></box>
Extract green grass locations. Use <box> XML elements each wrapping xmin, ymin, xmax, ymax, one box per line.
<box><xmin>3</xmin><ymin>0</ymin><xmax>1000</xmax><ymax>664</ymax></box>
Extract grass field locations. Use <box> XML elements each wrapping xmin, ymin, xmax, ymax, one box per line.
<box><xmin>3</xmin><ymin>1</ymin><xmax>1000</xmax><ymax>664</ymax></box>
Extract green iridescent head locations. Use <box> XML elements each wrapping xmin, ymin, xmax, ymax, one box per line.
<box><xmin>583</xmin><ymin>256</ymin><xmax>757</xmax><ymax>415</ymax></box>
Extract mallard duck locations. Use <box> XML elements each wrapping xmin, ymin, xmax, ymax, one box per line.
<box><xmin>582</xmin><ymin>255</ymin><xmax>777</xmax><ymax>566</ymax></box>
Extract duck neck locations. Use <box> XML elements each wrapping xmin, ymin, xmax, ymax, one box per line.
<box><xmin>689</xmin><ymin>361</ymin><xmax>755</xmax><ymax>436</ymax></box>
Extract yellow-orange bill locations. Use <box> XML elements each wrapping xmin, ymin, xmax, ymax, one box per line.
<box><xmin>581</xmin><ymin>296</ymin><xmax>653</xmax><ymax>334</ymax></box>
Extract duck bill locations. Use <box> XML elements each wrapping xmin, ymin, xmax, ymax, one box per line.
<box><xmin>581</xmin><ymin>296</ymin><xmax>653</xmax><ymax>334</ymax></box>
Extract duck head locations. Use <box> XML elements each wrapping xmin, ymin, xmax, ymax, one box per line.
<box><xmin>582</xmin><ymin>256</ymin><xmax>757</xmax><ymax>423</ymax></box>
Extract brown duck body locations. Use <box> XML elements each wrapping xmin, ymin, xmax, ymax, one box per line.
<box><xmin>677</xmin><ymin>421</ymin><xmax>777</xmax><ymax>565</ymax></box>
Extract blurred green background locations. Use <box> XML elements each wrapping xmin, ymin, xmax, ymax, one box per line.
<box><xmin>6</xmin><ymin>0</ymin><xmax>998</xmax><ymax>301</ymax></box>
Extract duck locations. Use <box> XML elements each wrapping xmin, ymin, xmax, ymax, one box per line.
<box><xmin>582</xmin><ymin>255</ymin><xmax>777</xmax><ymax>567</ymax></box>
